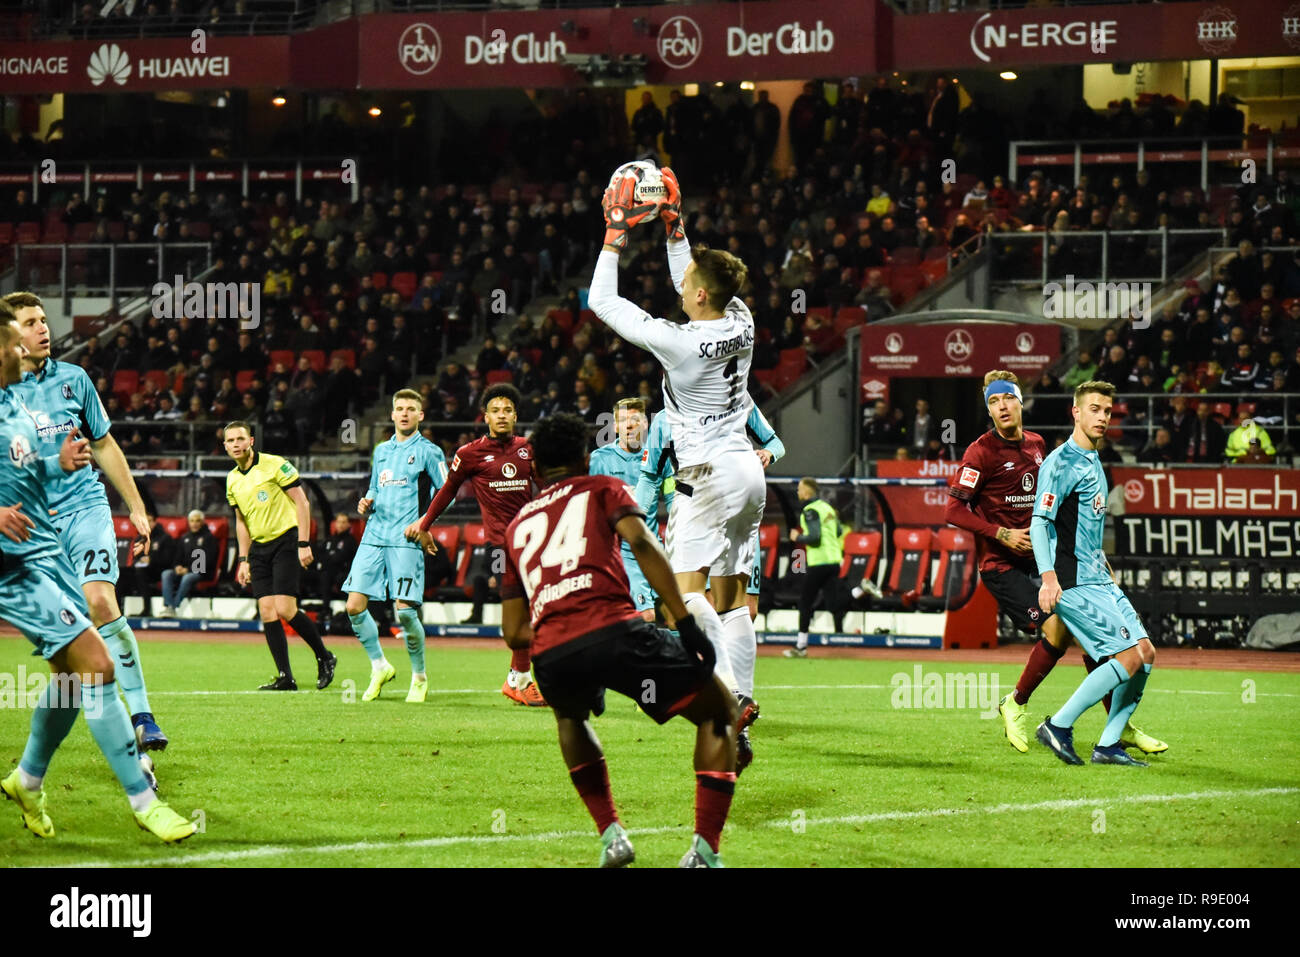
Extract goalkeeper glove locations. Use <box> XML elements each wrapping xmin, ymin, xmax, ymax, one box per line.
<box><xmin>659</xmin><ymin>167</ymin><xmax>685</xmax><ymax>242</ymax></box>
<box><xmin>602</xmin><ymin>173</ymin><xmax>659</xmax><ymax>251</ymax></box>
<box><xmin>674</xmin><ymin>614</ymin><xmax>716</xmax><ymax>676</ymax></box>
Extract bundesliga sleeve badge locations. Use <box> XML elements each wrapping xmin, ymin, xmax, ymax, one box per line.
<box><xmin>958</xmin><ymin>467</ymin><xmax>980</xmax><ymax>488</ymax></box>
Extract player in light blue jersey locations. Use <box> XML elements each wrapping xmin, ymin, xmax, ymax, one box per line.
<box><xmin>1031</xmin><ymin>380</ymin><xmax>1158</xmax><ymax>768</ymax></box>
<box><xmin>0</xmin><ymin>318</ymin><xmax>195</xmax><ymax>843</ymax></box>
<box><xmin>589</xmin><ymin>397</ymin><xmax>655</xmax><ymax>620</ymax></box>
<box><xmin>6</xmin><ymin>292</ymin><xmax>168</xmax><ymax>754</ymax></box>
<box><xmin>634</xmin><ymin>401</ymin><xmax>783</xmax><ymax>772</ymax></box>
<box><xmin>345</xmin><ymin>389</ymin><xmax>448</xmax><ymax>702</ymax></box>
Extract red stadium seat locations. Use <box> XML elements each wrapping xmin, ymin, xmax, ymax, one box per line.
<box><xmin>890</xmin><ymin>266</ymin><xmax>929</xmax><ymax>305</ymax></box>
<box><xmin>838</xmin><ymin>530</ymin><xmax>883</xmax><ymax>588</ymax></box>
<box><xmin>918</xmin><ymin>528</ymin><xmax>977</xmax><ymax>610</ymax></box>
<box><xmin>188</xmin><ymin>222</ymin><xmax>211</xmax><ymax>239</ymax></box>
<box><xmin>301</xmin><ymin>350</ymin><xmax>327</xmax><ymax>374</ymax></box>
<box><xmin>547</xmin><ymin>309</ymin><xmax>574</xmax><ymax>336</ymax></box>
<box><xmin>1212</xmin><ymin>402</ymin><xmax>1234</xmax><ymax>422</ymax></box>
<box><xmin>43</xmin><ymin>222</ymin><xmax>67</xmax><ymax>243</ymax></box>
<box><xmin>834</xmin><ymin>311</ymin><xmax>866</xmax><ymax>338</ymax></box>
<box><xmin>16</xmin><ymin>223</ymin><xmax>41</xmax><ymax>244</ymax></box>
<box><xmin>875</xmin><ymin>527</ymin><xmax>933</xmax><ymax>609</ymax></box>
<box><xmin>235</xmin><ymin>370</ymin><xmax>257</xmax><ymax>392</ymax></box>
<box><xmin>919</xmin><ymin>259</ymin><xmax>947</xmax><ymax>283</ymax></box>
<box><xmin>329</xmin><ymin>349</ymin><xmax>356</xmax><ymax>370</ymax></box>
<box><xmin>113</xmin><ymin>516</ymin><xmax>139</xmax><ymax>568</ymax></box>
<box><xmin>268</xmin><ymin>350</ymin><xmax>295</xmax><ymax>373</ymax></box>
<box><xmin>391</xmin><ymin>271</ymin><xmax>418</xmax><ymax>301</ymax></box>
<box><xmin>0</xmin><ymin>223</ymin><xmax>12</xmax><ymax>244</ymax></box>
<box><xmin>485</xmin><ymin>370</ymin><xmax>513</xmax><ymax>386</ymax></box>
<box><xmin>143</xmin><ymin>370</ymin><xmax>170</xmax><ymax>393</ymax></box>
<box><xmin>71</xmin><ymin>222</ymin><xmax>96</xmax><ymax>242</ymax></box>
<box><xmin>111</xmin><ymin>370</ymin><xmax>139</xmax><ymax>401</ymax></box>
<box><xmin>431</xmin><ymin>525</ymin><xmax>460</xmax><ymax>566</ymax></box>
<box><xmin>890</xmin><ymin>246</ymin><xmax>921</xmax><ymax>266</ymax></box>
<box><xmin>106</xmin><ymin>222</ymin><xmax>124</xmax><ymax>241</ymax></box>
<box><xmin>159</xmin><ymin>516</ymin><xmax>188</xmax><ymax>540</ymax></box>
<box><xmin>759</xmin><ymin>523</ymin><xmax>780</xmax><ymax>581</ymax></box>
<box><xmin>455</xmin><ymin>524</ymin><xmax>488</xmax><ymax>588</ymax></box>
<box><xmin>924</xmin><ymin>245</ymin><xmax>950</xmax><ymax>261</ymax></box>
<box><xmin>370</xmin><ymin>271</ymin><xmax>389</xmax><ymax>291</ymax></box>
<box><xmin>1236</xmin><ymin>402</ymin><xmax>1257</xmax><ymax>419</ymax></box>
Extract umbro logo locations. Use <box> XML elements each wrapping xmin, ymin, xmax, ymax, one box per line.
<box><xmin>1003</xmin><ymin>461</ymin><xmax>1015</xmax><ymax>470</ymax></box>
<box><xmin>484</xmin><ymin>455</ymin><xmax>494</xmax><ymax>462</ymax></box>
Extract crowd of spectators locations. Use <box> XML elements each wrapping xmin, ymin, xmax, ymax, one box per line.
<box><xmin>8</xmin><ymin>74</ymin><xmax>1299</xmax><ymax>472</ymax></box>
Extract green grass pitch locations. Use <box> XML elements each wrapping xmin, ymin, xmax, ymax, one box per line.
<box><xmin>2</xmin><ymin>636</ymin><xmax>1298</xmax><ymax>867</ymax></box>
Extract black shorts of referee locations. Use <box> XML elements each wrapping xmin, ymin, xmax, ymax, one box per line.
<box><xmin>249</xmin><ymin>528</ymin><xmax>303</xmax><ymax>600</ymax></box>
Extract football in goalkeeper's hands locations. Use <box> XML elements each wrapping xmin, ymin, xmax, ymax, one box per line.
<box><xmin>608</xmin><ymin>161</ymin><xmax>666</xmax><ymax>220</ymax></box>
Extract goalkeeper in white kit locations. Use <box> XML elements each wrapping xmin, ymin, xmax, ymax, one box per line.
<box><xmin>589</xmin><ymin>163</ymin><xmax>765</xmax><ymax>774</ymax></box>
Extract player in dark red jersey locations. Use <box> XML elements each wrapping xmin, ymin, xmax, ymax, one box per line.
<box><xmin>404</xmin><ymin>383</ymin><xmax>547</xmax><ymax>706</ymax></box>
<box><xmin>946</xmin><ymin>371</ymin><xmax>1166</xmax><ymax>755</ymax></box>
<box><xmin>499</xmin><ymin>413</ymin><xmax>738</xmax><ymax>868</ymax></box>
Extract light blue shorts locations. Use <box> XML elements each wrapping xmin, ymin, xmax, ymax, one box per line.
<box><xmin>622</xmin><ymin>549</ymin><xmax>656</xmax><ymax>613</ymax></box>
<box><xmin>343</xmin><ymin>543</ymin><xmax>426</xmax><ymax>605</ymax></box>
<box><xmin>56</xmin><ymin>502</ymin><xmax>118</xmax><ymax>586</ymax></box>
<box><xmin>1</xmin><ymin>553</ymin><xmax>94</xmax><ymax>659</ymax></box>
<box><xmin>1054</xmin><ymin>582</ymin><xmax>1147</xmax><ymax>661</ymax></box>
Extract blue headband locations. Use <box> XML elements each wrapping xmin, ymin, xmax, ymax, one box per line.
<box><xmin>984</xmin><ymin>380</ymin><xmax>1023</xmax><ymax>405</ymax></box>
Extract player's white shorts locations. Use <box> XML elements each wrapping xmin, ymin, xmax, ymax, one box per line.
<box><xmin>665</xmin><ymin>449</ymin><xmax>765</xmax><ymax>579</ymax></box>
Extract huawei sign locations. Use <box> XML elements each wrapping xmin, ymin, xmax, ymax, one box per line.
<box><xmin>87</xmin><ymin>43</ymin><xmax>131</xmax><ymax>86</ymax></box>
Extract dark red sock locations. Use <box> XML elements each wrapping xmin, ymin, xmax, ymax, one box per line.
<box><xmin>1014</xmin><ymin>637</ymin><xmax>1066</xmax><ymax>705</ymax></box>
<box><xmin>1081</xmin><ymin>653</ymin><xmax>1114</xmax><ymax>713</ymax></box>
<box><xmin>510</xmin><ymin>646</ymin><xmax>531</xmax><ymax>673</ymax></box>
<box><xmin>569</xmin><ymin>759</ymin><xmax>618</xmax><ymax>833</ymax></box>
<box><xmin>695</xmin><ymin>771</ymin><xmax>736</xmax><ymax>853</ymax></box>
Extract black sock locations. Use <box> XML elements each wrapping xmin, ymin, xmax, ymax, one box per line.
<box><xmin>263</xmin><ymin>620</ymin><xmax>292</xmax><ymax>677</ymax></box>
<box><xmin>290</xmin><ymin>611</ymin><xmax>329</xmax><ymax>659</ymax></box>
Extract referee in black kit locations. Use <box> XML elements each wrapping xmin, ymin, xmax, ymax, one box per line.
<box><xmin>223</xmin><ymin>421</ymin><xmax>337</xmax><ymax>690</ymax></box>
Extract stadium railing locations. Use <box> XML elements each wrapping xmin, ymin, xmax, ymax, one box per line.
<box><xmin>10</xmin><ymin>242</ymin><xmax>213</xmax><ymax>304</ymax></box>
<box><xmin>0</xmin><ymin>157</ymin><xmax>361</xmax><ymax>206</ymax></box>
<box><xmin>1008</xmin><ymin>133</ymin><xmax>1300</xmax><ymax>192</ymax></box>
<box><xmin>988</xmin><ymin>228</ymin><xmax>1228</xmax><ymax>286</ymax></box>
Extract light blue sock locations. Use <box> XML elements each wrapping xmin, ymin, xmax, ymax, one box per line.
<box><xmin>19</xmin><ymin>678</ymin><xmax>81</xmax><ymax>780</ymax></box>
<box><xmin>1055</xmin><ymin>658</ymin><xmax>1129</xmax><ymax>729</ymax></box>
<box><xmin>81</xmin><ymin>679</ymin><xmax>151</xmax><ymax>798</ymax></box>
<box><xmin>397</xmin><ymin>606</ymin><xmax>426</xmax><ymax>674</ymax></box>
<box><xmin>1098</xmin><ymin>663</ymin><xmax>1151</xmax><ymax>747</ymax></box>
<box><xmin>349</xmin><ymin>610</ymin><xmax>384</xmax><ymax>662</ymax></box>
<box><xmin>99</xmin><ymin>616</ymin><xmax>152</xmax><ymax>716</ymax></box>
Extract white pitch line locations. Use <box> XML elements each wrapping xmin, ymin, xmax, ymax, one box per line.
<box><xmin>51</xmin><ymin>786</ymin><xmax>1299</xmax><ymax>869</ymax></box>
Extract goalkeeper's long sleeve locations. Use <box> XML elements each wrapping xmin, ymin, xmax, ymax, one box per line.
<box><xmin>588</xmin><ymin>250</ymin><xmax>695</xmax><ymax>364</ymax></box>
<box><xmin>667</xmin><ymin>233</ymin><xmax>692</xmax><ymax>294</ymax></box>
